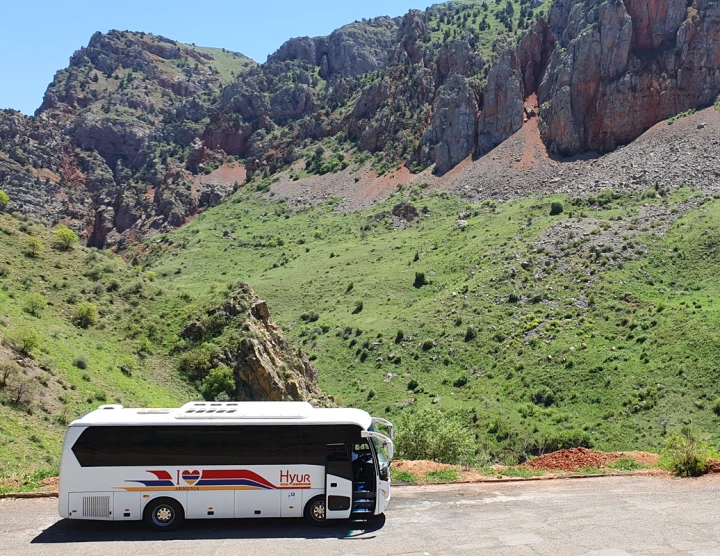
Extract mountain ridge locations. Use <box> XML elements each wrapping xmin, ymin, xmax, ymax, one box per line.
<box><xmin>1</xmin><ymin>0</ymin><xmax>719</xmax><ymax>251</ymax></box>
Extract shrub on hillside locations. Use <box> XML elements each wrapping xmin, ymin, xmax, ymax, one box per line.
<box><xmin>0</xmin><ymin>190</ymin><xmax>9</xmax><ymax>209</ymax></box>
<box><xmin>23</xmin><ymin>294</ymin><xmax>47</xmax><ymax>318</ymax></box>
<box><xmin>395</xmin><ymin>330</ymin><xmax>405</xmax><ymax>344</ymax></box>
<box><xmin>25</xmin><ymin>237</ymin><xmax>44</xmax><ymax>258</ymax></box>
<box><xmin>52</xmin><ymin>225</ymin><xmax>79</xmax><ymax>250</ymax></box>
<box><xmin>72</xmin><ymin>354</ymin><xmax>88</xmax><ymax>370</ymax></box>
<box><xmin>8</xmin><ymin>328</ymin><xmax>41</xmax><ymax>355</ymax></box>
<box><xmin>177</xmin><ymin>347</ymin><xmax>216</xmax><ymax>382</ymax></box>
<box><xmin>201</xmin><ymin>367</ymin><xmax>237</xmax><ymax>401</ymax></box>
<box><xmin>0</xmin><ymin>360</ymin><xmax>19</xmax><ymax>387</ymax></box>
<box><xmin>662</xmin><ymin>426</ymin><xmax>711</xmax><ymax>477</ymax></box>
<box><xmin>464</xmin><ymin>326</ymin><xmax>477</xmax><ymax>342</ymax></box>
<box><xmin>395</xmin><ymin>408</ymin><xmax>476</xmax><ymax>466</ymax></box>
<box><xmin>73</xmin><ymin>302</ymin><xmax>99</xmax><ymax>328</ymax></box>
<box><xmin>549</xmin><ymin>201</ymin><xmax>564</xmax><ymax>216</ymax></box>
<box><xmin>413</xmin><ymin>271</ymin><xmax>428</xmax><ymax>288</ymax></box>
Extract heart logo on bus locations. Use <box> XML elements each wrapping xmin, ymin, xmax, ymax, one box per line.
<box><xmin>182</xmin><ymin>470</ymin><xmax>201</xmax><ymax>485</ymax></box>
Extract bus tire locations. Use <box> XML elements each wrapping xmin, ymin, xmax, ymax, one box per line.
<box><xmin>143</xmin><ymin>497</ymin><xmax>185</xmax><ymax>532</ymax></box>
<box><xmin>304</xmin><ymin>495</ymin><xmax>327</xmax><ymax>527</ymax></box>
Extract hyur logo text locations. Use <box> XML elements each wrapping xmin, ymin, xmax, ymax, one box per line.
<box><xmin>280</xmin><ymin>471</ymin><xmax>311</xmax><ymax>485</ymax></box>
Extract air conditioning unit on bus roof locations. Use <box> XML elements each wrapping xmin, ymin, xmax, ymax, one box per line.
<box><xmin>174</xmin><ymin>401</ymin><xmax>314</xmax><ymax>420</ymax></box>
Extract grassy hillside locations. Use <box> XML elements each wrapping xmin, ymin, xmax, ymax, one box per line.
<box><xmin>0</xmin><ymin>213</ymin><xmax>198</xmax><ymax>489</ymax></box>
<box><xmin>140</xmin><ymin>184</ymin><xmax>720</xmax><ymax>462</ymax></box>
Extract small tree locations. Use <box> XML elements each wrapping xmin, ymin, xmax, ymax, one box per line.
<box><xmin>12</xmin><ymin>329</ymin><xmax>41</xmax><ymax>355</ymax></box>
<box><xmin>53</xmin><ymin>225</ymin><xmax>79</xmax><ymax>250</ymax></box>
<box><xmin>73</xmin><ymin>302</ymin><xmax>99</xmax><ymax>328</ymax></box>
<box><xmin>23</xmin><ymin>293</ymin><xmax>47</xmax><ymax>318</ymax></box>
<box><xmin>25</xmin><ymin>237</ymin><xmax>44</xmax><ymax>258</ymax></box>
<box><xmin>0</xmin><ymin>190</ymin><xmax>9</xmax><ymax>210</ymax></box>
<box><xmin>414</xmin><ymin>271</ymin><xmax>428</xmax><ymax>288</ymax></box>
<box><xmin>0</xmin><ymin>360</ymin><xmax>18</xmax><ymax>388</ymax></box>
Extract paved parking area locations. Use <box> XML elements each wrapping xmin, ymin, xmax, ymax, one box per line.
<box><xmin>2</xmin><ymin>475</ymin><xmax>720</xmax><ymax>555</ymax></box>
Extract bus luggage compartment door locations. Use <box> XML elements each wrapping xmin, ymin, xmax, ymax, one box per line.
<box><xmin>325</xmin><ymin>444</ymin><xmax>353</xmax><ymax>520</ymax></box>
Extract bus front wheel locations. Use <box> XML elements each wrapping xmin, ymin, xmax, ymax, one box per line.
<box><xmin>304</xmin><ymin>495</ymin><xmax>327</xmax><ymax>527</ymax></box>
<box><xmin>144</xmin><ymin>497</ymin><xmax>185</xmax><ymax>532</ymax></box>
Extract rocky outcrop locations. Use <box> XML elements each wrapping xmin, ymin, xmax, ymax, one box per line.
<box><xmin>422</xmin><ymin>75</ymin><xmax>478</xmax><ymax>174</ymax></box>
<box><xmin>478</xmin><ymin>49</ymin><xmax>524</xmax><ymax>154</ymax></box>
<box><xmin>539</xmin><ymin>0</ymin><xmax>720</xmax><ymax>156</ymax></box>
<box><xmin>180</xmin><ymin>284</ymin><xmax>327</xmax><ymax>404</ymax></box>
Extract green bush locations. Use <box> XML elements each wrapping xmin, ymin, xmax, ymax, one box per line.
<box><xmin>549</xmin><ymin>201</ymin><xmax>564</xmax><ymax>216</ymax></box>
<box><xmin>25</xmin><ymin>237</ymin><xmax>44</xmax><ymax>258</ymax></box>
<box><xmin>23</xmin><ymin>293</ymin><xmax>47</xmax><ymax>318</ymax></box>
<box><xmin>413</xmin><ymin>272</ymin><xmax>428</xmax><ymax>288</ymax></box>
<box><xmin>201</xmin><ymin>367</ymin><xmax>236</xmax><ymax>401</ymax></box>
<box><xmin>394</xmin><ymin>408</ymin><xmax>477</xmax><ymax>465</ymax></box>
<box><xmin>10</xmin><ymin>328</ymin><xmax>41</xmax><ymax>355</ymax></box>
<box><xmin>177</xmin><ymin>348</ymin><xmax>215</xmax><ymax>382</ymax></box>
<box><xmin>73</xmin><ymin>302</ymin><xmax>99</xmax><ymax>328</ymax></box>
<box><xmin>52</xmin><ymin>225</ymin><xmax>79</xmax><ymax>250</ymax></box>
<box><xmin>0</xmin><ymin>190</ymin><xmax>8</xmax><ymax>209</ymax></box>
<box><xmin>662</xmin><ymin>426</ymin><xmax>710</xmax><ymax>477</ymax></box>
<box><xmin>464</xmin><ymin>326</ymin><xmax>477</xmax><ymax>342</ymax></box>
<box><xmin>72</xmin><ymin>354</ymin><xmax>88</xmax><ymax>370</ymax></box>
<box><xmin>712</xmin><ymin>398</ymin><xmax>720</xmax><ymax>417</ymax></box>
<box><xmin>395</xmin><ymin>330</ymin><xmax>405</xmax><ymax>344</ymax></box>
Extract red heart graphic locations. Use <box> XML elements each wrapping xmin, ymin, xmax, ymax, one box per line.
<box><xmin>182</xmin><ymin>470</ymin><xmax>200</xmax><ymax>477</ymax></box>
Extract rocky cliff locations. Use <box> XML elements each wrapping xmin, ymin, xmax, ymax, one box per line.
<box><xmin>180</xmin><ymin>284</ymin><xmax>327</xmax><ymax>405</ymax></box>
<box><xmin>2</xmin><ymin>0</ymin><xmax>720</xmax><ymax>245</ymax></box>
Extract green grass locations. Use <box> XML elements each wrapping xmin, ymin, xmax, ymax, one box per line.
<box><xmin>423</xmin><ymin>468</ymin><xmax>461</xmax><ymax>483</ymax></box>
<box><xmin>188</xmin><ymin>45</ymin><xmax>256</xmax><ymax>84</ymax></box>
<box><xmin>608</xmin><ymin>457</ymin><xmax>645</xmax><ymax>472</ymax></box>
<box><xmin>137</xmin><ymin>183</ymin><xmax>720</xmax><ymax>463</ymax></box>
<box><xmin>392</xmin><ymin>469</ymin><xmax>419</xmax><ymax>483</ymax></box>
<box><xmin>0</xmin><ymin>214</ymin><xmax>197</xmax><ymax>477</ymax></box>
<box><xmin>480</xmin><ymin>466</ymin><xmax>547</xmax><ymax>479</ymax></box>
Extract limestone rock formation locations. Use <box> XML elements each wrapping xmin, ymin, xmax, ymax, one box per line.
<box><xmin>423</xmin><ymin>75</ymin><xmax>478</xmax><ymax>174</ymax></box>
<box><xmin>477</xmin><ymin>49</ymin><xmax>524</xmax><ymax>154</ymax></box>
<box><xmin>181</xmin><ymin>284</ymin><xmax>327</xmax><ymax>404</ymax></box>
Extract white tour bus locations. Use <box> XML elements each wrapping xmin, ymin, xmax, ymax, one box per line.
<box><xmin>58</xmin><ymin>401</ymin><xmax>394</xmax><ymax>531</ymax></box>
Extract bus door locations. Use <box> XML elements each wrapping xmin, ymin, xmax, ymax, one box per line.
<box><xmin>325</xmin><ymin>443</ymin><xmax>353</xmax><ymax>520</ymax></box>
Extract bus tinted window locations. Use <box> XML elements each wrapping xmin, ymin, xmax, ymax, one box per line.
<box><xmin>71</xmin><ymin>425</ymin><xmax>363</xmax><ymax>467</ymax></box>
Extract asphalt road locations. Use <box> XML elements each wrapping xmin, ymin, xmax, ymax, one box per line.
<box><xmin>2</xmin><ymin>475</ymin><xmax>720</xmax><ymax>555</ymax></box>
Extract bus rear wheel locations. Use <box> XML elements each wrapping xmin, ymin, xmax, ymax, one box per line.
<box><xmin>304</xmin><ymin>496</ymin><xmax>327</xmax><ymax>527</ymax></box>
<box><xmin>144</xmin><ymin>498</ymin><xmax>184</xmax><ymax>532</ymax></box>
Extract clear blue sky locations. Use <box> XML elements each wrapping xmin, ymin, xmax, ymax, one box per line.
<box><xmin>0</xmin><ymin>0</ymin><xmax>436</xmax><ymax>115</ymax></box>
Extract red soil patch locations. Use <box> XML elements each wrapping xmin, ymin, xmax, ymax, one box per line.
<box><xmin>39</xmin><ymin>477</ymin><xmax>59</xmax><ymax>491</ymax></box>
<box><xmin>525</xmin><ymin>448</ymin><xmax>660</xmax><ymax>472</ymax></box>
<box><xmin>708</xmin><ymin>459</ymin><xmax>720</xmax><ymax>474</ymax></box>
<box><xmin>211</xmin><ymin>163</ymin><xmax>246</xmax><ymax>184</ymax></box>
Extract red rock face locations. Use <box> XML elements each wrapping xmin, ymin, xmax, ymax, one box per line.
<box><xmin>539</xmin><ymin>0</ymin><xmax>720</xmax><ymax>156</ymax></box>
<box><xmin>624</xmin><ymin>0</ymin><xmax>686</xmax><ymax>49</ymax></box>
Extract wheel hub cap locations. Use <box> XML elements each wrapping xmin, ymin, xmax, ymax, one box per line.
<box><xmin>313</xmin><ymin>502</ymin><xmax>325</xmax><ymax>520</ymax></box>
<box><xmin>156</xmin><ymin>507</ymin><xmax>173</xmax><ymax>523</ymax></box>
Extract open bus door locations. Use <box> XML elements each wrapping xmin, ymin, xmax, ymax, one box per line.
<box><xmin>325</xmin><ymin>443</ymin><xmax>353</xmax><ymax>520</ymax></box>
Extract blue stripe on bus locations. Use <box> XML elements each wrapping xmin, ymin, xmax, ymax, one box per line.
<box><xmin>196</xmin><ymin>479</ymin><xmax>273</xmax><ymax>489</ymax></box>
<box><xmin>128</xmin><ymin>480</ymin><xmax>175</xmax><ymax>487</ymax></box>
